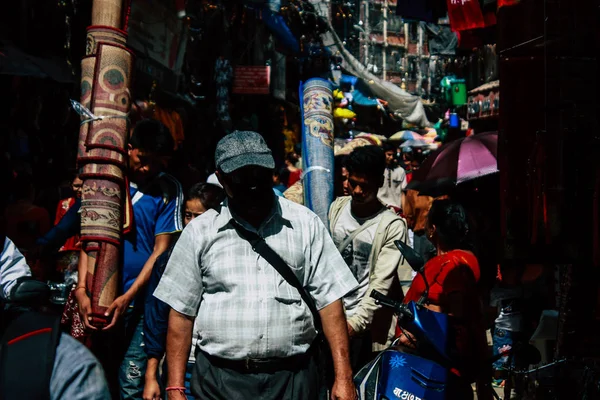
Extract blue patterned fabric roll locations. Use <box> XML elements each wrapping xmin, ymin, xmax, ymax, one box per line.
<box><xmin>300</xmin><ymin>78</ymin><xmax>335</xmax><ymax>230</ymax></box>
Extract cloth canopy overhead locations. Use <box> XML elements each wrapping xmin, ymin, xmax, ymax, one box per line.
<box><xmin>0</xmin><ymin>41</ymin><xmax>74</xmax><ymax>83</ymax></box>
<box><xmin>321</xmin><ymin>21</ymin><xmax>433</xmax><ymax>127</ymax></box>
<box><xmin>352</xmin><ymin>79</ymin><xmax>380</xmax><ymax>107</ymax></box>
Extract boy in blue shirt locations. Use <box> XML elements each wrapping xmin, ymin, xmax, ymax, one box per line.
<box><xmin>76</xmin><ymin>119</ymin><xmax>183</xmax><ymax>399</ymax></box>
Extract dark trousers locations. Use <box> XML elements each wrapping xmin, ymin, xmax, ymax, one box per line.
<box><xmin>191</xmin><ymin>351</ymin><xmax>319</xmax><ymax>400</ymax></box>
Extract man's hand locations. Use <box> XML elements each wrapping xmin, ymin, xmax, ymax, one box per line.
<box><xmin>75</xmin><ymin>289</ymin><xmax>97</xmax><ymax>331</ymax></box>
<box><xmin>103</xmin><ymin>293</ymin><xmax>133</xmax><ymax>330</ymax></box>
<box><xmin>142</xmin><ymin>377</ymin><xmax>162</xmax><ymax>400</ymax></box>
<box><xmin>331</xmin><ymin>377</ymin><xmax>358</xmax><ymax>400</ymax></box>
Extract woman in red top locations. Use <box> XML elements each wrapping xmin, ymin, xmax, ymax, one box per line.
<box><xmin>54</xmin><ymin>174</ymin><xmax>83</xmax><ymax>282</ymax></box>
<box><xmin>400</xmin><ymin>199</ymin><xmax>493</xmax><ymax>400</ymax></box>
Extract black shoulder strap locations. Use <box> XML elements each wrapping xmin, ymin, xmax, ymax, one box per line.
<box><xmin>0</xmin><ymin>312</ymin><xmax>60</xmax><ymax>400</ymax></box>
<box><xmin>230</xmin><ymin>220</ymin><xmax>323</xmax><ymax>332</ymax></box>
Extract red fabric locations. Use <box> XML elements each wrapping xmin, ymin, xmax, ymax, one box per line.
<box><xmin>399</xmin><ymin>250</ymin><xmax>487</xmax><ymax>379</ymax></box>
<box><xmin>61</xmin><ymin>288</ymin><xmax>91</xmax><ymax>344</ymax></box>
<box><xmin>498</xmin><ymin>0</ymin><xmax>520</xmax><ymax>8</ymax></box>
<box><xmin>55</xmin><ymin>197</ymin><xmax>80</xmax><ymax>252</ymax></box>
<box><xmin>483</xmin><ymin>10</ymin><xmax>497</xmax><ymax>27</ymax></box>
<box><xmin>287</xmin><ymin>169</ymin><xmax>302</xmax><ymax>187</ymax></box>
<box><xmin>446</xmin><ymin>0</ymin><xmax>486</xmax><ymax>32</ymax></box>
<box><xmin>403</xmin><ymin>250</ymin><xmax>481</xmax><ymax>305</ymax></box>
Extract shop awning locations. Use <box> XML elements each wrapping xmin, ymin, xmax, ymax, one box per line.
<box><xmin>321</xmin><ymin>21</ymin><xmax>433</xmax><ymax>127</ymax></box>
<box><xmin>0</xmin><ymin>41</ymin><xmax>74</xmax><ymax>83</ymax></box>
<box><xmin>469</xmin><ymin>80</ymin><xmax>499</xmax><ymax>94</ymax></box>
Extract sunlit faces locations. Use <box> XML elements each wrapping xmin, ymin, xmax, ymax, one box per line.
<box><xmin>184</xmin><ymin>198</ymin><xmax>207</xmax><ymax>226</ymax></box>
<box><xmin>71</xmin><ymin>176</ymin><xmax>83</xmax><ymax>198</ymax></box>
<box><xmin>127</xmin><ymin>147</ymin><xmax>169</xmax><ymax>183</ymax></box>
<box><xmin>347</xmin><ymin>173</ymin><xmax>379</xmax><ymax>205</ymax></box>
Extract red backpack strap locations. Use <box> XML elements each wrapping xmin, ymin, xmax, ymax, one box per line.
<box><xmin>0</xmin><ymin>312</ymin><xmax>60</xmax><ymax>400</ymax></box>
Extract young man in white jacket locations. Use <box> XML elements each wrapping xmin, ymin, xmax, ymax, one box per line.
<box><xmin>328</xmin><ymin>146</ymin><xmax>413</xmax><ymax>371</ymax></box>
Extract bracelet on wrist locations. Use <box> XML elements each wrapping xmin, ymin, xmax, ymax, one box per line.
<box><xmin>165</xmin><ymin>386</ymin><xmax>186</xmax><ymax>392</ymax></box>
<box><xmin>74</xmin><ymin>286</ymin><xmax>87</xmax><ymax>292</ymax></box>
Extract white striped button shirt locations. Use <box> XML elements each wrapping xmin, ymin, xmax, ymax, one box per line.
<box><xmin>154</xmin><ymin>196</ymin><xmax>358</xmax><ymax>360</ymax></box>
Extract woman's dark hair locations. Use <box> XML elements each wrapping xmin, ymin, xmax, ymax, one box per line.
<box><xmin>187</xmin><ymin>182</ymin><xmax>225</xmax><ymax>210</ymax></box>
<box><xmin>130</xmin><ymin>119</ymin><xmax>174</xmax><ymax>157</ymax></box>
<box><xmin>334</xmin><ymin>154</ymin><xmax>348</xmax><ymax>177</ymax></box>
<box><xmin>345</xmin><ymin>145</ymin><xmax>386</xmax><ymax>182</ymax></box>
<box><xmin>382</xmin><ymin>142</ymin><xmax>397</xmax><ymax>153</ymax></box>
<box><xmin>428</xmin><ymin>199</ymin><xmax>471</xmax><ymax>251</ymax></box>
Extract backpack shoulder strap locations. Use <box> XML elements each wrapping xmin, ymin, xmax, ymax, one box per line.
<box><xmin>1</xmin><ymin>312</ymin><xmax>60</xmax><ymax>400</ymax></box>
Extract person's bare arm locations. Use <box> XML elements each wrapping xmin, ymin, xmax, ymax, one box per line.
<box><xmin>319</xmin><ymin>300</ymin><xmax>357</xmax><ymax>400</ymax></box>
<box><xmin>104</xmin><ymin>234</ymin><xmax>174</xmax><ymax>330</ymax></box>
<box><xmin>128</xmin><ymin>234</ymin><xmax>174</xmax><ymax>300</ymax></box>
<box><xmin>75</xmin><ymin>249</ymin><xmax>97</xmax><ymax>331</ymax></box>
<box><xmin>143</xmin><ymin>357</ymin><xmax>161</xmax><ymax>400</ymax></box>
<box><xmin>165</xmin><ymin>309</ymin><xmax>194</xmax><ymax>400</ymax></box>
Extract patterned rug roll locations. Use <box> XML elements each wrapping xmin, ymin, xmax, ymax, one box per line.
<box><xmin>300</xmin><ymin>78</ymin><xmax>335</xmax><ymax>230</ymax></box>
<box><xmin>75</xmin><ymin>25</ymin><xmax>133</xmax><ymax>327</ymax></box>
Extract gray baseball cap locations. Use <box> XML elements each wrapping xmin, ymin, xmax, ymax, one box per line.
<box><xmin>215</xmin><ymin>131</ymin><xmax>275</xmax><ymax>174</ymax></box>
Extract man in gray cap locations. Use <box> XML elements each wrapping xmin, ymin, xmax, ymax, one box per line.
<box><xmin>154</xmin><ymin>131</ymin><xmax>359</xmax><ymax>400</ymax></box>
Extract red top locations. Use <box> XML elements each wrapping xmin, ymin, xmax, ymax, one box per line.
<box><xmin>287</xmin><ymin>169</ymin><xmax>302</xmax><ymax>187</ymax></box>
<box><xmin>403</xmin><ymin>250</ymin><xmax>480</xmax><ymax>305</ymax></box>
<box><xmin>401</xmin><ymin>250</ymin><xmax>487</xmax><ymax>380</ymax></box>
<box><xmin>54</xmin><ymin>197</ymin><xmax>80</xmax><ymax>252</ymax></box>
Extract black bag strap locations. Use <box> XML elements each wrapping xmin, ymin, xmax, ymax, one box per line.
<box><xmin>230</xmin><ymin>220</ymin><xmax>323</xmax><ymax>333</ymax></box>
<box><xmin>0</xmin><ymin>311</ymin><xmax>60</xmax><ymax>400</ymax></box>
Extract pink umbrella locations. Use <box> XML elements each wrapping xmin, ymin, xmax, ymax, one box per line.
<box><xmin>407</xmin><ymin>131</ymin><xmax>498</xmax><ymax>195</ymax></box>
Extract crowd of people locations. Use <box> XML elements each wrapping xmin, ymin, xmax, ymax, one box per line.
<box><xmin>0</xmin><ymin>113</ymin><xmax>541</xmax><ymax>400</ymax></box>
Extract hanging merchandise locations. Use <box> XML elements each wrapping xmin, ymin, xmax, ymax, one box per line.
<box><xmin>423</xmin><ymin>23</ymin><xmax>458</xmax><ymax>56</ymax></box>
<box><xmin>445</xmin><ymin>0</ymin><xmax>485</xmax><ymax>32</ymax></box>
<box><xmin>75</xmin><ymin>12</ymin><xmax>135</xmax><ymax>327</ymax></box>
<box><xmin>214</xmin><ymin>57</ymin><xmax>233</xmax><ymax>124</ymax></box>
<box><xmin>450</xmin><ymin>79</ymin><xmax>467</xmax><ymax>106</ymax></box>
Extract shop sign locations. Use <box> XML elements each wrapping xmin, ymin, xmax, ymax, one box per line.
<box><xmin>468</xmin><ymin>89</ymin><xmax>499</xmax><ymax>120</ymax></box>
<box><xmin>232</xmin><ymin>66</ymin><xmax>271</xmax><ymax>95</ymax></box>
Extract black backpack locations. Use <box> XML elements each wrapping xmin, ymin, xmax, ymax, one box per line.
<box><xmin>0</xmin><ymin>309</ymin><xmax>60</xmax><ymax>399</ymax></box>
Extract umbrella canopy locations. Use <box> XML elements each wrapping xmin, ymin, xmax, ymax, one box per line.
<box><xmin>389</xmin><ymin>130</ymin><xmax>425</xmax><ymax>141</ymax></box>
<box><xmin>400</xmin><ymin>139</ymin><xmax>430</xmax><ymax>148</ymax></box>
<box><xmin>407</xmin><ymin>131</ymin><xmax>498</xmax><ymax>195</ymax></box>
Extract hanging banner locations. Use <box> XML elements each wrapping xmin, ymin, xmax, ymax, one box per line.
<box><xmin>446</xmin><ymin>0</ymin><xmax>486</xmax><ymax>32</ymax></box>
<box><xmin>232</xmin><ymin>66</ymin><xmax>271</xmax><ymax>95</ymax></box>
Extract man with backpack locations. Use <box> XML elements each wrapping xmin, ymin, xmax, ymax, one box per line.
<box><xmin>329</xmin><ymin>146</ymin><xmax>412</xmax><ymax>371</ymax></box>
<box><xmin>0</xmin><ymin>162</ymin><xmax>110</xmax><ymax>400</ymax></box>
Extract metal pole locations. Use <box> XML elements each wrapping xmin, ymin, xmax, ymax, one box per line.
<box><xmin>383</xmin><ymin>0</ymin><xmax>387</xmax><ymax>80</ymax></box>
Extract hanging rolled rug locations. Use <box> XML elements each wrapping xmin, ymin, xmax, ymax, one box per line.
<box><xmin>73</xmin><ymin>1</ymin><xmax>134</xmax><ymax>328</ymax></box>
<box><xmin>300</xmin><ymin>78</ymin><xmax>335</xmax><ymax>230</ymax></box>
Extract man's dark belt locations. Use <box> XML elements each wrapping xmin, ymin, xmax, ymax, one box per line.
<box><xmin>202</xmin><ymin>350</ymin><xmax>313</xmax><ymax>373</ymax></box>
